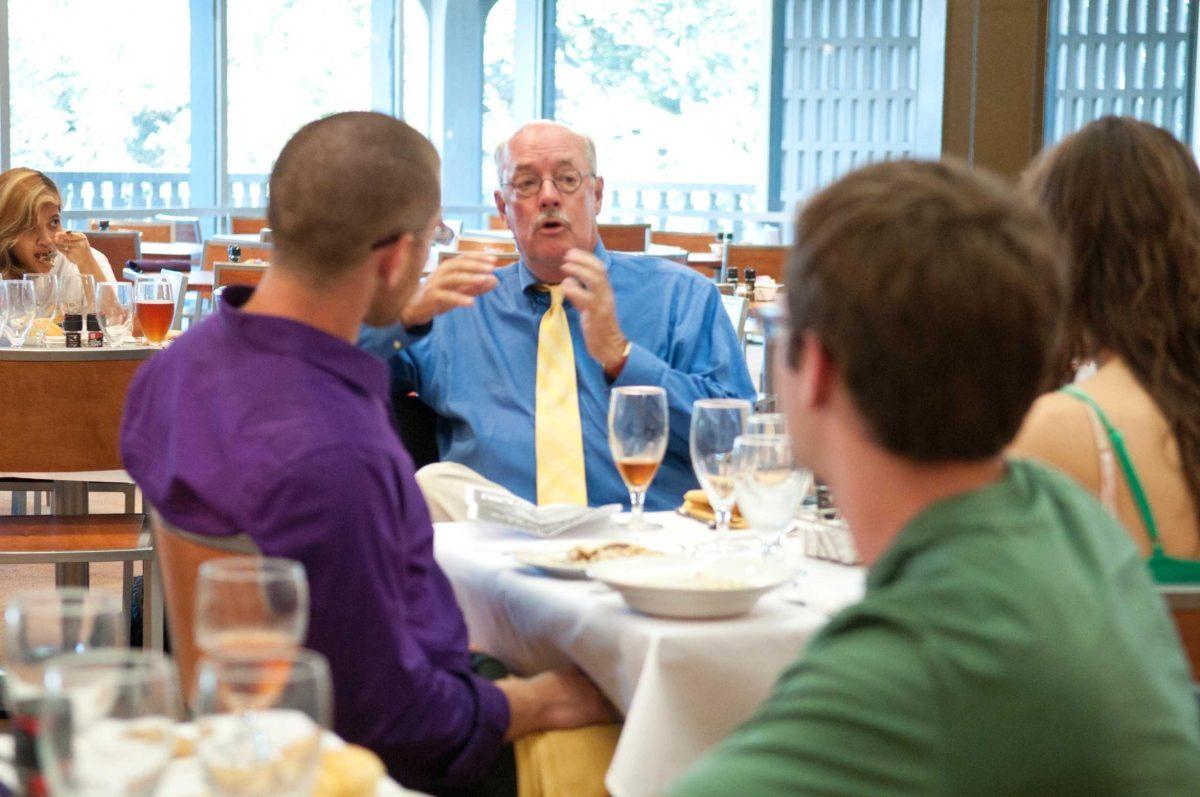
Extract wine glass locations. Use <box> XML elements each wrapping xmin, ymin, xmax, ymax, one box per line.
<box><xmin>732</xmin><ymin>434</ymin><xmax>813</xmax><ymax>557</ymax></box>
<box><xmin>38</xmin><ymin>649</ymin><xmax>182</xmax><ymax>797</ymax></box>
<box><xmin>194</xmin><ymin>648</ymin><xmax>332</xmax><ymax>797</ymax></box>
<box><xmin>23</xmin><ymin>274</ymin><xmax>60</xmax><ymax>346</ymax></box>
<box><xmin>747</xmin><ymin>413</ymin><xmax>786</xmax><ymax>436</ymax></box>
<box><xmin>58</xmin><ymin>273</ymin><xmax>96</xmax><ymax>317</ymax></box>
<box><xmin>134</xmin><ymin>277</ymin><xmax>175</xmax><ymax>347</ymax></box>
<box><xmin>195</xmin><ymin>557</ymin><xmax>309</xmax><ymax>656</ymax></box>
<box><xmin>3</xmin><ymin>589</ymin><xmax>125</xmax><ymax>796</ymax></box>
<box><xmin>689</xmin><ymin>398</ymin><xmax>752</xmax><ymax>550</ymax></box>
<box><xmin>95</xmin><ymin>282</ymin><xmax>135</xmax><ymax>346</ymax></box>
<box><xmin>2</xmin><ymin>280</ymin><xmax>37</xmax><ymax>347</ymax></box>
<box><xmin>608</xmin><ymin>386</ymin><xmax>669</xmax><ymax>531</ymax></box>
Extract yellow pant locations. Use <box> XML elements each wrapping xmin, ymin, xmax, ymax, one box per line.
<box><xmin>515</xmin><ymin>725</ymin><xmax>622</xmax><ymax>797</ymax></box>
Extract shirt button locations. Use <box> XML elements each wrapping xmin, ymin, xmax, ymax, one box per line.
<box><xmin>393</xmin><ymin>340</ymin><xmax>402</xmax><ymax>350</ymax></box>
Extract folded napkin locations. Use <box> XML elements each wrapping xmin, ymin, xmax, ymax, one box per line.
<box><xmin>679</xmin><ymin>489</ymin><xmax>748</xmax><ymax>529</ymax></box>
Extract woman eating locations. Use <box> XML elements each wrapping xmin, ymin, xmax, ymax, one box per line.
<box><xmin>0</xmin><ymin>167</ymin><xmax>116</xmax><ymax>282</ymax></box>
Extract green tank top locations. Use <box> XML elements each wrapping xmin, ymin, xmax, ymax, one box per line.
<box><xmin>1061</xmin><ymin>386</ymin><xmax>1200</xmax><ymax>584</ymax></box>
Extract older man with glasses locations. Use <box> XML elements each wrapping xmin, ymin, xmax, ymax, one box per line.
<box><xmin>362</xmin><ymin>120</ymin><xmax>756</xmax><ymax>519</ymax></box>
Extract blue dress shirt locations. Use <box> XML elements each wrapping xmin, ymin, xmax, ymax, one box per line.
<box><xmin>361</xmin><ymin>244</ymin><xmax>757</xmax><ymax>510</ymax></box>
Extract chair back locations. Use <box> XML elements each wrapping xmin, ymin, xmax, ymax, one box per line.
<box><xmin>85</xmin><ymin>230</ymin><xmax>142</xmax><ymax>268</ymax></box>
<box><xmin>727</xmin><ymin>244</ymin><xmax>788</xmax><ymax>282</ymax></box>
<box><xmin>159</xmin><ymin>269</ymin><xmax>190</xmax><ymax>331</ymax></box>
<box><xmin>651</xmin><ymin>230</ymin><xmax>717</xmax><ymax>253</ymax></box>
<box><xmin>721</xmin><ymin>294</ymin><xmax>749</xmax><ymax>345</ymax></box>
<box><xmin>213</xmin><ymin>261</ymin><xmax>268</xmax><ymax>290</ymax></box>
<box><xmin>1161</xmin><ymin>585</ymin><xmax>1200</xmax><ymax>681</ymax></box>
<box><xmin>230</xmin><ymin>216</ymin><xmax>267</xmax><ymax>235</ymax></box>
<box><xmin>486</xmin><ymin>214</ymin><xmax>508</xmax><ymax>231</ymax></box>
<box><xmin>149</xmin><ymin>508</ymin><xmax>259</xmax><ymax>698</ymax></box>
<box><xmin>202</xmin><ymin>241</ymin><xmax>273</xmax><ymax>271</ymax></box>
<box><xmin>599</xmin><ymin>223</ymin><xmax>651</xmax><ymax>252</ymax></box>
<box><xmin>155</xmin><ymin>214</ymin><xmax>202</xmax><ymax>243</ymax></box>
<box><xmin>93</xmin><ymin>220</ymin><xmax>173</xmax><ymax>243</ymax></box>
<box><xmin>438</xmin><ymin>250</ymin><xmax>520</xmax><ymax>268</ymax></box>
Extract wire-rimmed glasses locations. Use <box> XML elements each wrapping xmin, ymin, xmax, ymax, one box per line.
<box><xmin>505</xmin><ymin>168</ymin><xmax>594</xmax><ymax>198</ymax></box>
<box><xmin>609</xmin><ymin>386</ymin><xmax>669</xmax><ymax>532</ymax></box>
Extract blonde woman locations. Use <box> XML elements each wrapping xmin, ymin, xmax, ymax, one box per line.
<box><xmin>0</xmin><ymin>168</ymin><xmax>115</xmax><ymax>282</ymax></box>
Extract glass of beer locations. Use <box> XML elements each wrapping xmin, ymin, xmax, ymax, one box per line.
<box><xmin>134</xmin><ymin>277</ymin><xmax>175</xmax><ymax>346</ymax></box>
<box><xmin>608</xmin><ymin>386</ymin><xmax>669</xmax><ymax>531</ymax></box>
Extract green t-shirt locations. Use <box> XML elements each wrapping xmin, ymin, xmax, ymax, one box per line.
<box><xmin>669</xmin><ymin>459</ymin><xmax>1200</xmax><ymax>796</ymax></box>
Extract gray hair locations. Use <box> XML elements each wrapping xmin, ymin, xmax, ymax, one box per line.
<box><xmin>493</xmin><ymin>121</ymin><xmax>598</xmax><ymax>188</ymax></box>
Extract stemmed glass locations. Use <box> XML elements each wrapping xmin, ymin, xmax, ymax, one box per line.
<box><xmin>38</xmin><ymin>650</ymin><xmax>182</xmax><ymax>797</ymax></box>
<box><xmin>747</xmin><ymin>413</ymin><xmax>786</xmax><ymax>436</ymax></box>
<box><xmin>95</xmin><ymin>282</ymin><xmax>135</xmax><ymax>347</ymax></box>
<box><xmin>195</xmin><ymin>557</ymin><xmax>309</xmax><ymax>656</ymax></box>
<box><xmin>732</xmin><ymin>434</ymin><xmax>813</xmax><ymax>557</ymax></box>
<box><xmin>134</xmin><ymin>277</ymin><xmax>175</xmax><ymax>347</ymax></box>
<box><xmin>194</xmin><ymin>648</ymin><xmax>332</xmax><ymax>797</ymax></box>
<box><xmin>22</xmin><ymin>274</ymin><xmax>60</xmax><ymax>346</ymax></box>
<box><xmin>608</xmin><ymin>386</ymin><xmax>669</xmax><ymax>531</ymax></box>
<box><xmin>58</xmin><ymin>274</ymin><xmax>96</xmax><ymax>317</ymax></box>
<box><xmin>2</xmin><ymin>280</ymin><xmax>37</xmax><ymax>347</ymax></box>
<box><xmin>689</xmin><ymin>398</ymin><xmax>752</xmax><ymax>550</ymax></box>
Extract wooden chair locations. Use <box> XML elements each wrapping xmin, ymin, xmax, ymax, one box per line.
<box><xmin>92</xmin><ymin>220</ymin><xmax>173</xmax><ymax>243</ymax></box>
<box><xmin>651</xmin><ymin>230</ymin><xmax>717</xmax><ymax>253</ymax></box>
<box><xmin>85</xmin><ymin>230</ymin><xmax>142</xmax><ymax>270</ymax></box>
<box><xmin>202</xmin><ymin>241</ymin><xmax>272</xmax><ymax>271</ymax></box>
<box><xmin>231</xmin><ymin>215</ymin><xmax>267</xmax><ymax>235</ymax></box>
<box><xmin>155</xmin><ymin>214</ymin><xmax>202</xmax><ymax>243</ymax></box>
<box><xmin>213</xmin><ymin>261</ymin><xmax>268</xmax><ymax>290</ymax></box>
<box><xmin>599</xmin><ymin>223</ymin><xmax>651</xmax><ymax>252</ymax></box>
<box><xmin>727</xmin><ymin>244</ymin><xmax>789</xmax><ymax>282</ymax></box>
<box><xmin>721</xmin><ymin>295</ymin><xmax>750</xmax><ymax>345</ymax></box>
<box><xmin>1161</xmin><ymin>585</ymin><xmax>1200</xmax><ymax>681</ymax></box>
<box><xmin>149</xmin><ymin>508</ymin><xmax>258</xmax><ymax>697</ymax></box>
<box><xmin>160</xmin><ymin>269</ymin><xmax>190</xmax><ymax>331</ymax></box>
<box><xmin>487</xmin><ymin>214</ymin><xmax>508</xmax><ymax>231</ymax></box>
<box><xmin>437</xmin><ymin>250</ymin><xmax>520</xmax><ymax>268</ymax></box>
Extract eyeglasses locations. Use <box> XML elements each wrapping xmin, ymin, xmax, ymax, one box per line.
<box><xmin>371</xmin><ymin>221</ymin><xmax>455</xmax><ymax>251</ymax></box>
<box><xmin>505</xmin><ymin>168</ymin><xmax>594</xmax><ymax>198</ymax></box>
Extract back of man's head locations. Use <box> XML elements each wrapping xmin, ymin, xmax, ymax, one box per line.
<box><xmin>787</xmin><ymin>159</ymin><xmax>1066</xmax><ymax>461</ymax></box>
<box><xmin>268</xmin><ymin>112</ymin><xmax>440</xmax><ymax>284</ymax></box>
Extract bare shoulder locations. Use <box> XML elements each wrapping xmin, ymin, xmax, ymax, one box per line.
<box><xmin>1009</xmin><ymin>392</ymin><xmax>1096</xmax><ymax>481</ymax></box>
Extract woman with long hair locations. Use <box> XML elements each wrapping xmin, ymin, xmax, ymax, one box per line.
<box><xmin>1012</xmin><ymin>116</ymin><xmax>1200</xmax><ymax>582</ymax></box>
<box><xmin>0</xmin><ymin>167</ymin><xmax>115</xmax><ymax>281</ymax></box>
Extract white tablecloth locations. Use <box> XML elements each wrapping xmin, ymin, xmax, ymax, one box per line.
<box><xmin>433</xmin><ymin>512</ymin><xmax>866</xmax><ymax>797</ymax></box>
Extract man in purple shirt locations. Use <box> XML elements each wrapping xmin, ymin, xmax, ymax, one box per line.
<box><xmin>120</xmin><ymin>112</ymin><xmax>611</xmax><ymax>794</ymax></box>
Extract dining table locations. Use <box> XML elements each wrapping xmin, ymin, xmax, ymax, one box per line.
<box><xmin>433</xmin><ymin>511</ymin><xmax>865</xmax><ymax>797</ymax></box>
<box><xmin>142</xmin><ymin>241</ymin><xmax>204</xmax><ymax>265</ymax></box>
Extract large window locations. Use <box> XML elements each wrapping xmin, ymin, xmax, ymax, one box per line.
<box><xmin>403</xmin><ymin>0</ymin><xmax>432</xmax><ymax>134</ymax></box>
<box><xmin>9</xmin><ymin>0</ymin><xmax>191</xmax><ymax>209</ymax></box>
<box><xmin>482</xmin><ymin>0</ymin><xmax>517</xmax><ymax>192</ymax></box>
<box><xmin>226</xmin><ymin>0</ymin><xmax>375</xmax><ymax>205</ymax></box>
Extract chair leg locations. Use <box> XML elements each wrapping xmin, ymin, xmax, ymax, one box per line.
<box><xmin>144</xmin><ymin>558</ymin><xmax>165</xmax><ymax>652</ymax></box>
<box><xmin>55</xmin><ymin>563</ymin><xmax>90</xmax><ymax>588</ymax></box>
<box><xmin>122</xmin><ymin>561</ymin><xmax>134</xmax><ymax>639</ymax></box>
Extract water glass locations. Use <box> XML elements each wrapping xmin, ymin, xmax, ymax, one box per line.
<box><xmin>2</xmin><ymin>280</ymin><xmax>37</xmax><ymax>347</ymax></box>
<box><xmin>690</xmin><ymin>398</ymin><xmax>752</xmax><ymax>547</ymax></box>
<box><xmin>195</xmin><ymin>557</ymin><xmax>309</xmax><ymax>656</ymax></box>
<box><xmin>95</xmin><ymin>282</ymin><xmax>135</xmax><ymax>346</ymax></box>
<box><xmin>134</xmin><ymin>277</ymin><xmax>174</xmax><ymax>347</ymax></box>
<box><xmin>23</xmin><ymin>273</ymin><xmax>60</xmax><ymax>345</ymax></box>
<box><xmin>194</xmin><ymin>648</ymin><xmax>331</xmax><ymax>797</ymax></box>
<box><xmin>608</xmin><ymin>386</ymin><xmax>669</xmax><ymax>531</ymax></box>
<box><xmin>732</xmin><ymin>434</ymin><xmax>812</xmax><ymax>556</ymax></box>
<box><xmin>58</xmin><ymin>274</ymin><xmax>96</xmax><ymax>317</ymax></box>
<box><xmin>38</xmin><ymin>650</ymin><xmax>182</xmax><ymax>797</ymax></box>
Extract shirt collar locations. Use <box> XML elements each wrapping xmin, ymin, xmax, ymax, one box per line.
<box><xmin>217</xmin><ymin>286</ymin><xmax>391</xmax><ymax>400</ymax></box>
<box><xmin>518</xmin><ymin>240</ymin><xmax>612</xmax><ymax>295</ymax></box>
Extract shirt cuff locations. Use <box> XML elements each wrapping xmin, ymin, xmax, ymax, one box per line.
<box><xmin>612</xmin><ymin>341</ymin><xmax>668</xmax><ymax>387</ymax></box>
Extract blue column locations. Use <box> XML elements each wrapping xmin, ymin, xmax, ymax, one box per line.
<box><xmin>189</xmin><ymin>0</ymin><xmax>223</xmax><ymax>234</ymax></box>
<box><xmin>371</xmin><ymin>0</ymin><xmax>401</xmax><ymax>114</ymax></box>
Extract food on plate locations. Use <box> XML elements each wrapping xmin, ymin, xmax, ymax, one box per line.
<box><xmin>313</xmin><ymin>744</ymin><xmax>386</xmax><ymax>797</ymax></box>
<box><xmin>564</xmin><ymin>542</ymin><xmax>661</xmax><ymax>563</ymax></box>
<box><xmin>679</xmin><ymin>489</ymin><xmax>748</xmax><ymax>529</ymax></box>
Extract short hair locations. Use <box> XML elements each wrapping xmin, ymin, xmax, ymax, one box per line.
<box><xmin>493</xmin><ymin>121</ymin><xmax>598</xmax><ymax>187</ymax></box>
<box><xmin>268</xmin><ymin>112</ymin><xmax>440</xmax><ymax>283</ymax></box>
<box><xmin>787</xmin><ymin>159</ymin><xmax>1066</xmax><ymax>461</ymax></box>
<box><xmin>0</xmin><ymin>168</ymin><xmax>61</xmax><ymax>280</ymax></box>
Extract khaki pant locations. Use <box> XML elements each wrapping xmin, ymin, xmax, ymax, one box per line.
<box><xmin>415</xmin><ymin>461</ymin><xmax>511</xmax><ymax>523</ymax></box>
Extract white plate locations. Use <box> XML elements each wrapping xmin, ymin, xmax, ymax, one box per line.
<box><xmin>512</xmin><ymin>540</ymin><xmax>665</xmax><ymax>580</ymax></box>
<box><xmin>588</xmin><ymin>555</ymin><xmax>793</xmax><ymax>619</ymax></box>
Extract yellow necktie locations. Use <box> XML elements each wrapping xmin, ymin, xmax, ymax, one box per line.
<box><xmin>536</xmin><ymin>285</ymin><xmax>588</xmax><ymax>505</ymax></box>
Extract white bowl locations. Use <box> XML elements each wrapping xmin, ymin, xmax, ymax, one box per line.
<box><xmin>588</xmin><ymin>555</ymin><xmax>792</xmax><ymax>619</ymax></box>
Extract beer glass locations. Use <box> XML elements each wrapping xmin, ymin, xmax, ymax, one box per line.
<box><xmin>608</xmin><ymin>386</ymin><xmax>669</xmax><ymax>531</ymax></box>
<box><xmin>195</xmin><ymin>557</ymin><xmax>309</xmax><ymax>657</ymax></box>
<box><xmin>134</xmin><ymin>277</ymin><xmax>174</xmax><ymax>346</ymax></box>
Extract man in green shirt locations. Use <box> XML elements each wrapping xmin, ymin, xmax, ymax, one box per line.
<box><xmin>669</xmin><ymin>160</ymin><xmax>1200</xmax><ymax>796</ymax></box>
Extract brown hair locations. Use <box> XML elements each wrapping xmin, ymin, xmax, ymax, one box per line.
<box><xmin>0</xmin><ymin>168</ymin><xmax>61</xmax><ymax>279</ymax></box>
<box><xmin>1021</xmin><ymin>116</ymin><xmax>1200</xmax><ymax>529</ymax></box>
<box><xmin>268</xmin><ymin>112</ymin><xmax>441</xmax><ymax>284</ymax></box>
<box><xmin>787</xmin><ymin>159</ymin><xmax>1067</xmax><ymax>461</ymax></box>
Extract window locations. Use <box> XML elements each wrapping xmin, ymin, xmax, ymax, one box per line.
<box><xmin>226</xmin><ymin>0</ymin><xmax>375</xmax><ymax>205</ymax></box>
<box><xmin>9</xmin><ymin>0</ymin><xmax>191</xmax><ymax>209</ymax></box>
<box><xmin>1044</xmin><ymin>0</ymin><xmax>1198</xmax><ymax>145</ymax></box>
<box><xmin>482</xmin><ymin>0</ymin><xmax>517</xmax><ymax>192</ymax></box>
<box><xmin>403</xmin><ymin>0</ymin><xmax>431</xmax><ymax>134</ymax></box>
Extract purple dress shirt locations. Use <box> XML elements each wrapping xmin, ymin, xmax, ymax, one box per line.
<box><xmin>120</xmin><ymin>287</ymin><xmax>509</xmax><ymax>790</ymax></box>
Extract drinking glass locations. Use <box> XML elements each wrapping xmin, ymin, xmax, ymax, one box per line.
<box><xmin>38</xmin><ymin>650</ymin><xmax>182</xmax><ymax>797</ymax></box>
<box><xmin>194</xmin><ymin>648</ymin><xmax>331</xmax><ymax>797</ymax></box>
<box><xmin>23</xmin><ymin>274</ymin><xmax>59</xmax><ymax>345</ymax></box>
<box><xmin>746</xmin><ymin>413</ymin><xmax>787</xmax><ymax>436</ymax></box>
<box><xmin>2</xmin><ymin>280</ymin><xmax>37</xmax><ymax>347</ymax></box>
<box><xmin>732</xmin><ymin>434</ymin><xmax>813</xmax><ymax>557</ymax></box>
<box><xmin>195</xmin><ymin>557</ymin><xmax>309</xmax><ymax>657</ymax></box>
<box><xmin>608</xmin><ymin>386</ymin><xmax>669</xmax><ymax>531</ymax></box>
<box><xmin>58</xmin><ymin>274</ymin><xmax>96</xmax><ymax>317</ymax></box>
<box><xmin>689</xmin><ymin>398</ymin><xmax>752</xmax><ymax>548</ymax></box>
<box><xmin>3</xmin><ymin>589</ymin><xmax>126</xmax><ymax>796</ymax></box>
<box><xmin>134</xmin><ymin>277</ymin><xmax>174</xmax><ymax>347</ymax></box>
<box><xmin>95</xmin><ymin>282</ymin><xmax>135</xmax><ymax>346</ymax></box>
